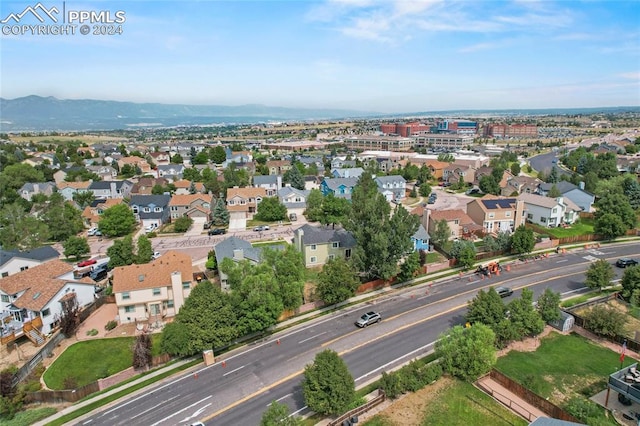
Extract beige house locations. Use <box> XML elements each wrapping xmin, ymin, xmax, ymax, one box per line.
<box><xmin>466</xmin><ymin>195</ymin><xmax>525</xmax><ymax>235</ymax></box>
<box><xmin>292</xmin><ymin>224</ymin><xmax>356</xmax><ymax>268</ymax></box>
<box><xmin>117</xmin><ymin>156</ymin><xmax>152</xmax><ymax>174</ymax></box>
<box><xmin>427</xmin><ymin>209</ymin><xmax>481</xmax><ymax>240</ymax></box>
<box><xmin>111</xmin><ymin>251</ymin><xmax>195</xmax><ymax>325</ymax></box>
<box><xmin>226</xmin><ymin>187</ymin><xmax>267</xmax><ymax>230</ymax></box>
<box><xmin>266</xmin><ymin>160</ymin><xmax>292</xmax><ymax>176</ymax></box>
<box><xmin>172</xmin><ymin>179</ymin><xmax>206</xmax><ymax>195</ymax></box>
<box><xmin>168</xmin><ymin>193</ymin><xmax>213</xmax><ymax>220</ymax></box>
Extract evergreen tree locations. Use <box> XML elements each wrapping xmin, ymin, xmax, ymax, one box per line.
<box><xmin>283</xmin><ymin>164</ymin><xmax>305</xmax><ymax>190</ymax></box>
<box><xmin>211</xmin><ymin>197</ymin><xmax>230</xmax><ymax>226</ymax></box>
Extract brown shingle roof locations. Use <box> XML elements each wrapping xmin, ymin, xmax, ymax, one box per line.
<box><xmin>0</xmin><ymin>259</ymin><xmax>74</xmax><ymax>295</ymax></box>
<box><xmin>226</xmin><ymin>187</ymin><xmax>267</xmax><ymax>199</ymax></box>
<box><xmin>430</xmin><ymin>209</ymin><xmax>467</xmax><ymax>222</ymax></box>
<box><xmin>168</xmin><ymin>194</ymin><xmax>211</xmax><ymax>207</ymax></box>
<box><xmin>112</xmin><ymin>251</ymin><xmax>193</xmax><ymax>293</ymax></box>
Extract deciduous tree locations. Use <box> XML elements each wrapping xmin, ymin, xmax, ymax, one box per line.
<box><xmin>621</xmin><ymin>266</ymin><xmax>640</xmax><ymax>300</ymax></box>
<box><xmin>136</xmin><ymin>235</ymin><xmax>153</xmax><ymax>264</ymax></box>
<box><xmin>466</xmin><ymin>288</ymin><xmax>507</xmax><ymax>330</ymax></box>
<box><xmin>536</xmin><ymin>288</ymin><xmax>562</xmax><ymax>323</ymax></box>
<box><xmin>450</xmin><ymin>239</ymin><xmax>476</xmax><ymax>270</ymax></box>
<box><xmin>510</xmin><ymin>225</ymin><xmax>535</xmax><ymax>255</ymax></box>
<box><xmin>63</xmin><ymin>236</ymin><xmax>90</xmax><ymax>260</ymax></box>
<box><xmin>304</xmin><ymin>189</ymin><xmax>324</xmax><ymax>222</ymax></box>
<box><xmin>585</xmin><ymin>259</ymin><xmax>614</xmax><ymax>291</ymax></box>
<box><xmin>99</xmin><ymin>204</ymin><xmax>136</xmax><ymax>237</ymax></box>
<box><xmin>255</xmin><ymin>197</ymin><xmax>287</xmax><ymax>222</ymax></box>
<box><xmin>107</xmin><ymin>236</ymin><xmax>135</xmax><ymax>268</ymax></box>
<box><xmin>435</xmin><ymin>324</ymin><xmax>496</xmax><ymax>381</ymax></box>
<box><xmin>173</xmin><ymin>216</ymin><xmax>193</xmax><ymax>233</ymax></box>
<box><xmin>316</xmin><ymin>258</ymin><xmax>361</xmax><ymax>305</ymax></box>
<box><xmin>260</xmin><ymin>401</ymin><xmax>302</xmax><ymax>426</ymax></box>
<box><xmin>302</xmin><ymin>349</ymin><xmax>355</xmax><ymax>415</ymax></box>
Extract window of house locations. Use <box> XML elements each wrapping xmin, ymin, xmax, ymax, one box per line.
<box><xmin>122</xmin><ymin>292</ymin><xmax>130</xmax><ymax>300</ymax></box>
<box><xmin>20</xmin><ymin>266</ymin><xmax>29</xmax><ymax>271</ymax></box>
<box><xmin>454</xmin><ymin>220</ymin><xmax>459</xmax><ymax>225</ymax></box>
<box><xmin>182</xmin><ymin>282</ymin><xmax>190</xmax><ymax>290</ymax></box>
<box><xmin>506</xmin><ymin>212</ymin><xmax>511</xmax><ymax>217</ymax></box>
<box><xmin>152</xmin><ymin>288</ymin><xmax>161</xmax><ymax>296</ymax></box>
<box><xmin>328</xmin><ymin>254</ymin><xmax>335</xmax><ymax>261</ymax></box>
<box><xmin>552</xmin><ymin>208</ymin><xmax>557</xmax><ymax>213</ymax></box>
<box><xmin>541</xmin><ymin>217</ymin><xmax>547</xmax><ymax>223</ymax></box>
<box><xmin>310</xmin><ymin>256</ymin><xmax>317</xmax><ymax>264</ymax></box>
<box><xmin>310</xmin><ymin>244</ymin><xmax>317</xmax><ymax>251</ymax></box>
<box><xmin>132</xmin><ymin>206</ymin><xmax>139</xmax><ymax>213</ymax></box>
<box><xmin>0</xmin><ymin>294</ymin><xmax>8</xmax><ymax>302</ymax></box>
<box><xmin>488</xmin><ymin>213</ymin><xmax>495</xmax><ymax>218</ymax></box>
<box><xmin>332</xmin><ymin>242</ymin><xmax>339</xmax><ymax>248</ymax></box>
<box><xmin>124</xmin><ymin>305</ymin><xmax>135</xmax><ymax>313</ymax></box>
<box><xmin>345</xmin><ymin>249</ymin><xmax>351</xmax><ymax>258</ymax></box>
<box><xmin>42</xmin><ymin>308</ymin><xmax>50</xmax><ymax>317</ymax></box>
<box><xmin>154</xmin><ymin>207</ymin><xmax>161</xmax><ymax>212</ymax></box>
<box><xmin>167</xmin><ymin>300</ymin><xmax>174</xmax><ymax>308</ymax></box>
<box><xmin>143</xmin><ymin>207</ymin><xmax>150</xmax><ymax>213</ymax></box>
<box><xmin>527</xmin><ymin>213</ymin><xmax>533</xmax><ymax>220</ymax></box>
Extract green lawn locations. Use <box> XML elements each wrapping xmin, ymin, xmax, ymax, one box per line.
<box><xmin>43</xmin><ymin>335</ymin><xmax>164</xmax><ymax>390</ymax></box>
<box><xmin>536</xmin><ymin>219</ymin><xmax>594</xmax><ymax>239</ymax></box>
<box><xmin>496</xmin><ymin>332</ymin><xmax>634</xmax><ymax>424</ymax></box>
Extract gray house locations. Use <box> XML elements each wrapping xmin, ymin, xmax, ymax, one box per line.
<box><xmin>214</xmin><ymin>237</ymin><xmax>263</xmax><ymax>291</ymax></box>
<box><xmin>375</xmin><ymin>175</ymin><xmax>406</xmax><ymax>202</ymax></box>
<box><xmin>129</xmin><ymin>194</ymin><xmax>171</xmax><ymax>228</ymax></box>
<box><xmin>253</xmin><ymin>175</ymin><xmax>282</xmax><ymax>196</ymax></box>
<box><xmin>292</xmin><ymin>224</ymin><xmax>356</xmax><ymax>268</ymax></box>
<box><xmin>19</xmin><ymin>182</ymin><xmax>57</xmax><ymax>201</ymax></box>
<box><xmin>0</xmin><ymin>246</ymin><xmax>60</xmax><ymax>279</ymax></box>
<box><xmin>88</xmin><ymin>180</ymin><xmax>133</xmax><ymax>199</ymax></box>
<box><xmin>536</xmin><ymin>181</ymin><xmax>595</xmax><ymax>213</ymax></box>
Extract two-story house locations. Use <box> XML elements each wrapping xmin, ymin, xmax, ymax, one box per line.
<box><xmin>157</xmin><ymin>164</ymin><xmax>185</xmax><ymax>179</ymax></box>
<box><xmin>172</xmin><ymin>179</ymin><xmax>206</xmax><ymax>195</ymax></box>
<box><xmin>0</xmin><ymin>246</ymin><xmax>60</xmax><ymax>279</ymax></box>
<box><xmin>411</xmin><ymin>224</ymin><xmax>430</xmax><ymax>252</ymax></box>
<box><xmin>130</xmin><ymin>177</ymin><xmax>170</xmax><ymax>196</ymax></box>
<box><xmin>19</xmin><ymin>182</ymin><xmax>56</xmax><ymax>201</ymax></box>
<box><xmin>149</xmin><ymin>151</ymin><xmax>171</xmax><ymax>166</ymax></box>
<box><xmin>214</xmin><ymin>237</ymin><xmax>263</xmax><ymax>291</ymax></box>
<box><xmin>330</xmin><ymin>157</ymin><xmax>356</xmax><ymax>170</ymax></box>
<box><xmin>56</xmin><ymin>181</ymin><xmax>92</xmax><ymax>201</ymax></box>
<box><xmin>88</xmin><ymin>180</ymin><xmax>133</xmax><ymax>199</ymax></box>
<box><xmin>375</xmin><ymin>175</ymin><xmax>406</xmax><ymax>202</ymax></box>
<box><xmin>266</xmin><ymin>160</ymin><xmax>292</xmax><ymax>176</ymax></box>
<box><xmin>86</xmin><ymin>165</ymin><xmax>118</xmax><ymax>180</ymax></box>
<box><xmin>500</xmin><ymin>174</ymin><xmax>542</xmax><ymax>197</ymax></box>
<box><xmin>226</xmin><ymin>187</ymin><xmax>267</xmax><ymax>230</ymax></box>
<box><xmin>82</xmin><ymin>198</ymin><xmax>125</xmax><ymax>227</ymax></box>
<box><xmin>129</xmin><ymin>194</ymin><xmax>172</xmax><ymax>229</ymax></box>
<box><xmin>518</xmin><ymin>193</ymin><xmax>581</xmax><ymax>228</ymax></box>
<box><xmin>278</xmin><ymin>186</ymin><xmax>310</xmax><ymax>218</ymax></box>
<box><xmin>320</xmin><ymin>177</ymin><xmax>359</xmax><ymax>200</ymax></box>
<box><xmin>466</xmin><ymin>196</ymin><xmax>525</xmax><ymax>235</ymax></box>
<box><xmin>111</xmin><ymin>251</ymin><xmax>195</xmax><ymax>324</ymax></box>
<box><xmin>332</xmin><ymin>167</ymin><xmax>364</xmax><ymax>179</ymax></box>
<box><xmin>536</xmin><ymin>181</ymin><xmax>595</xmax><ymax>213</ymax></box>
<box><xmin>253</xmin><ymin>175</ymin><xmax>282</xmax><ymax>196</ymax></box>
<box><xmin>427</xmin><ymin>209</ymin><xmax>481</xmax><ymax>241</ymax></box>
<box><xmin>0</xmin><ymin>260</ymin><xmax>95</xmax><ymax>345</ymax></box>
<box><xmin>117</xmin><ymin>156</ymin><xmax>152</xmax><ymax>175</ymax></box>
<box><xmin>442</xmin><ymin>163</ymin><xmax>475</xmax><ymax>186</ymax></box>
<box><xmin>292</xmin><ymin>224</ymin><xmax>356</xmax><ymax>268</ymax></box>
<box><xmin>168</xmin><ymin>194</ymin><xmax>213</xmax><ymax>220</ymax></box>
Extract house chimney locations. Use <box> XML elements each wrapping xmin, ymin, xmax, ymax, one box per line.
<box><xmin>579</xmin><ymin>181</ymin><xmax>585</xmax><ymax>190</ymax></box>
<box><xmin>233</xmin><ymin>249</ymin><xmax>244</xmax><ymax>261</ymax></box>
<box><xmin>277</xmin><ymin>175</ymin><xmax>282</xmax><ymax>189</ymax></box>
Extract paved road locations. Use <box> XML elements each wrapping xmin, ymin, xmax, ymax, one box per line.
<box><xmin>529</xmin><ymin>151</ymin><xmax>571</xmax><ymax>177</ymax></box>
<box><xmin>76</xmin><ymin>242</ymin><xmax>640</xmax><ymax>426</ymax></box>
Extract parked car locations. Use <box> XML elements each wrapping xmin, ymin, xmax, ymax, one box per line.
<box><xmin>87</xmin><ymin>227</ymin><xmax>98</xmax><ymax>236</ymax></box>
<box><xmin>77</xmin><ymin>258</ymin><xmax>97</xmax><ymax>268</ymax></box>
<box><xmin>466</xmin><ymin>188</ymin><xmax>480</xmax><ymax>195</ymax></box>
<box><xmin>289</xmin><ymin>213</ymin><xmax>297</xmax><ymax>221</ymax></box>
<box><xmin>355</xmin><ymin>311</ymin><xmax>382</xmax><ymax>328</ymax></box>
<box><xmin>90</xmin><ymin>268</ymin><xmax>108</xmax><ymax>281</ymax></box>
<box><xmin>203</xmin><ymin>222</ymin><xmax>211</xmax><ymax>229</ymax></box>
<box><xmin>208</xmin><ymin>228</ymin><xmax>226</xmax><ymax>235</ymax></box>
<box><xmin>494</xmin><ymin>286</ymin><xmax>514</xmax><ymax>298</ymax></box>
<box><xmin>144</xmin><ymin>224</ymin><xmax>158</xmax><ymax>233</ymax></box>
<box><xmin>253</xmin><ymin>225</ymin><xmax>270</xmax><ymax>232</ymax></box>
<box><xmin>152</xmin><ymin>251</ymin><xmax>161</xmax><ymax>259</ymax></box>
<box><xmin>616</xmin><ymin>258</ymin><xmax>638</xmax><ymax>268</ymax></box>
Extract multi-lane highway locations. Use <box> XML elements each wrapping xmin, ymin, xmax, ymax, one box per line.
<box><xmin>77</xmin><ymin>242</ymin><xmax>639</xmax><ymax>426</ymax></box>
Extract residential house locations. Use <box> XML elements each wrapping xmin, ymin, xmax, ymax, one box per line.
<box><xmin>53</xmin><ymin>166</ymin><xmax>85</xmax><ymax>184</ymax></box>
<box><xmin>56</xmin><ymin>181</ymin><xmax>92</xmax><ymax>201</ymax></box>
<box><xmin>168</xmin><ymin>193</ymin><xmax>213</xmax><ymax>220</ymax></box>
<box><xmin>266</xmin><ymin>160</ymin><xmax>292</xmax><ymax>176</ymax></box>
<box><xmin>375</xmin><ymin>175</ymin><xmax>406</xmax><ymax>202</ymax></box>
<box><xmin>253</xmin><ymin>175</ymin><xmax>282</xmax><ymax>196</ymax></box>
<box><xmin>474</xmin><ymin>166</ymin><xmax>493</xmax><ymax>186</ymax></box>
<box><xmin>0</xmin><ymin>260</ymin><xmax>95</xmax><ymax>343</ymax></box>
<box><xmin>330</xmin><ymin>157</ymin><xmax>356</xmax><ymax>169</ymax></box>
<box><xmin>518</xmin><ymin>193</ymin><xmax>581</xmax><ymax>227</ymax></box>
<box><xmin>129</xmin><ymin>194</ymin><xmax>172</xmax><ymax>228</ymax></box>
<box><xmin>500</xmin><ymin>174</ymin><xmax>542</xmax><ymax>197</ymax></box>
<box><xmin>157</xmin><ymin>164</ymin><xmax>185</xmax><ymax>179</ymax></box>
<box><xmin>82</xmin><ymin>198</ymin><xmax>125</xmax><ymax>227</ymax></box>
<box><xmin>117</xmin><ymin>156</ymin><xmax>152</xmax><ymax>175</ymax></box>
<box><xmin>130</xmin><ymin>177</ymin><xmax>170</xmax><ymax>195</ymax></box>
<box><xmin>292</xmin><ymin>224</ymin><xmax>356</xmax><ymax>268</ymax></box>
<box><xmin>148</xmin><ymin>151</ymin><xmax>171</xmax><ymax>166</ymax></box>
<box><xmin>88</xmin><ymin>180</ymin><xmax>133</xmax><ymax>199</ymax></box>
<box><xmin>332</xmin><ymin>167</ymin><xmax>364</xmax><ymax>179</ymax></box>
<box><xmin>0</xmin><ymin>246</ymin><xmax>60</xmax><ymax>279</ymax></box>
<box><xmin>19</xmin><ymin>182</ymin><xmax>56</xmax><ymax>201</ymax></box>
<box><xmin>320</xmin><ymin>177</ymin><xmax>359</xmax><ymax>200</ymax></box>
<box><xmin>214</xmin><ymin>237</ymin><xmax>263</xmax><ymax>290</ymax></box>
<box><xmin>411</xmin><ymin>224</ymin><xmax>430</xmax><ymax>252</ymax></box>
<box><xmin>422</xmin><ymin>159</ymin><xmax>450</xmax><ymax>180</ymax></box>
<box><xmin>172</xmin><ymin>179</ymin><xmax>206</xmax><ymax>195</ymax></box>
<box><xmin>536</xmin><ymin>181</ymin><xmax>595</xmax><ymax>213</ymax></box>
<box><xmin>278</xmin><ymin>187</ymin><xmax>310</xmax><ymax>217</ymax></box>
<box><xmin>466</xmin><ymin>196</ymin><xmax>525</xmax><ymax>235</ymax></box>
<box><xmin>223</xmin><ymin>150</ymin><xmax>253</xmax><ymax>168</ymax></box>
<box><xmin>617</xmin><ymin>156</ymin><xmax>640</xmax><ymax>174</ymax></box>
<box><xmin>111</xmin><ymin>251</ymin><xmax>195</xmax><ymax>324</ymax></box>
<box><xmin>86</xmin><ymin>165</ymin><xmax>118</xmax><ymax>180</ymax></box>
<box><xmin>442</xmin><ymin>163</ymin><xmax>475</xmax><ymax>186</ymax></box>
<box><xmin>427</xmin><ymin>209</ymin><xmax>481</xmax><ymax>241</ymax></box>
<box><xmin>298</xmin><ymin>155</ymin><xmax>324</xmax><ymax>172</ymax></box>
<box><xmin>226</xmin><ymin>187</ymin><xmax>267</xmax><ymax>230</ymax></box>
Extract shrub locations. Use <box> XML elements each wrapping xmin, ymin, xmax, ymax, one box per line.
<box><xmin>146</xmin><ymin>231</ymin><xmax>157</xmax><ymax>238</ymax></box>
<box><xmin>379</xmin><ymin>371</ymin><xmax>402</xmax><ymax>399</ymax></box>
<box><xmin>86</xmin><ymin>329</ymin><xmax>99</xmax><ymax>336</ymax></box>
<box><xmin>173</xmin><ymin>216</ymin><xmax>193</xmax><ymax>233</ymax></box>
<box><xmin>564</xmin><ymin>397</ymin><xmax>602</xmax><ymax>424</ymax></box>
<box><xmin>104</xmin><ymin>320</ymin><xmax>117</xmax><ymax>331</ymax></box>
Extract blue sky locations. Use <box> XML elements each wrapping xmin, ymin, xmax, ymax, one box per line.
<box><xmin>1</xmin><ymin>0</ymin><xmax>638</xmax><ymax>113</ymax></box>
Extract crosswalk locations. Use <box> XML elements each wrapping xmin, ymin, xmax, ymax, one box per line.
<box><xmin>583</xmin><ymin>249</ymin><xmax>605</xmax><ymax>262</ymax></box>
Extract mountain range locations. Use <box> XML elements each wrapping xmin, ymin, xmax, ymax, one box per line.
<box><xmin>1</xmin><ymin>95</ymin><xmax>638</xmax><ymax>133</ymax></box>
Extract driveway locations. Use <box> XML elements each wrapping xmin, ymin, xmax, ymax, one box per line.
<box><xmin>185</xmin><ymin>217</ymin><xmax>207</xmax><ymax>237</ymax></box>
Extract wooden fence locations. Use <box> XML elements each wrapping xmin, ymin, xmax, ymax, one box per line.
<box><xmin>489</xmin><ymin>370</ymin><xmax>579</xmax><ymax>422</ymax></box>
<box><xmin>25</xmin><ymin>381</ymin><xmax>100</xmax><ymax>404</ymax></box>
<box><xmin>11</xmin><ymin>332</ymin><xmax>65</xmax><ymax>387</ymax></box>
<box><xmin>327</xmin><ymin>389</ymin><xmax>386</xmax><ymax>426</ymax></box>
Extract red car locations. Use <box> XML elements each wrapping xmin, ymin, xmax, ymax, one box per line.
<box><xmin>77</xmin><ymin>259</ymin><xmax>97</xmax><ymax>268</ymax></box>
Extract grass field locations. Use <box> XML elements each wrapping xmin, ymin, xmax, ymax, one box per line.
<box><xmin>542</xmin><ymin>219</ymin><xmax>595</xmax><ymax>239</ymax></box>
<box><xmin>43</xmin><ymin>335</ymin><xmax>163</xmax><ymax>389</ymax></box>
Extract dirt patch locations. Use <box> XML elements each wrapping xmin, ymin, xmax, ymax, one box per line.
<box><xmin>496</xmin><ymin>325</ymin><xmax>556</xmax><ymax>357</ymax></box>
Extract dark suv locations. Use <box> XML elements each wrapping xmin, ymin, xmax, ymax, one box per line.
<box><xmin>616</xmin><ymin>258</ymin><xmax>638</xmax><ymax>268</ymax></box>
<box><xmin>208</xmin><ymin>228</ymin><xmax>226</xmax><ymax>236</ymax></box>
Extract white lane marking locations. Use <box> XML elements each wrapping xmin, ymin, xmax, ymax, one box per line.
<box><xmin>290</xmin><ymin>405</ymin><xmax>308</xmax><ymax>416</ymax></box>
<box><xmin>271</xmin><ymin>393</ymin><xmax>293</xmax><ymax>405</ymax></box>
<box><xmin>223</xmin><ymin>365</ymin><xmax>245</xmax><ymax>377</ymax></box>
<box><xmin>130</xmin><ymin>395</ymin><xmax>179</xmax><ymax>419</ymax></box>
<box><xmin>355</xmin><ymin>341</ymin><xmax>435</xmax><ymax>382</ymax></box>
<box><xmin>556</xmin><ymin>259</ymin><xmax>568</xmax><ymax>263</ymax></box>
<box><xmin>179</xmin><ymin>404</ymin><xmax>211</xmax><ymax>423</ymax></box>
<box><xmin>298</xmin><ymin>332</ymin><xmax>327</xmax><ymax>344</ymax></box>
<box><xmin>150</xmin><ymin>396</ymin><xmax>211</xmax><ymax>426</ymax></box>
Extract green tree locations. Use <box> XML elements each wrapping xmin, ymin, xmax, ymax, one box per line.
<box><xmin>283</xmin><ymin>165</ymin><xmax>305</xmax><ymax>190</ymax></box>
<box><xmin>435</xmin><ymin>324</ymin><xmax>497</xmax><ymax>381</ymax></box>
<box><xmin>261</xmin><ymin>246</ymin><xmax>306</xmax><ymax>311</ymax></box>
<box><xmin>595</xmin><ymin>192</ymin><xmax>636</xmax><ymax>230</ymax></box>
<box><xmin>547</xmin><ymin>184</ymin><xmax>561</xmax><ymax>198</ymax></box>
<box><xmin>536</xmin><ymin>288</ymin><xmax>562</xmax><ymax>323</ymax></box>
<box><xmin>72</xmin><ymin>191</ymin><xmax>95</xmax><ymax>209</ymax></box>
<box><xmin>431</xmin><ymin>219</ymin><xmax>451</xmax><ymax>250</ymax></box>
<box><xmin>319</xmin><ymin>194</ymin><xmax>350</xmax><ymax>228</ymax></box>
<box><xmin>621</xmin><ymin>266</ymin><xmax>640</xmax><ymax>300</ymax></box>
<box><xmin>397</xmin><ymin>251</ymin><xmax>421</xmax><ymax>282</ymax></box>
<box><xmin>170</xmin><ymin>153</ymin><xmax>183</xmax><ymax>164</ymax></box>
<box><xmin>622</xmin><ymin>175</ymin><xmax>640</xmax><ymax>210</ymax></box>
<box><xmin>210</xmin><ymin>146</ymin><xmax>227</xmax><ymax>164</ymax></box>
<box><xmin>120</xmin><ymin>164</ymin><xmax>137</xmax><ymax>178</ymax></box>
<box><xmin>316</xmin><ymin>258</ymin><xmax>361</xmax><ymax>305</ymax></box>
<box><xmin>151</xmin><ymin>184</ymin><xmax>167</xmax><ymax>195</ymax></box>
<box><xmin>510</xmin><ymin>162</ymin><xmax>521</xmax><ymax>176</ymax></box>
<box><xmin>191</xmin><ymin>151</ymin><xmax>209</xmax><ymax>165</ymax></box>
<box><xmin>42</xmin><ymin>193</ymin><xmax>84</xmax><ymax>242</ymax></box>
<box><xmin>173</xmin><ymin>216</ymin><xmax>194</xmax><ymax>233</ymax></box>
<box><xmin>160</xmin><ymin>280</ymin><xmax>239</xmax><ymax>356</ymax></box>
<box><xmin>63</xmin><ymin>236</ymin><xmax>90</xmax><ymax>260</ymax></box>
<box><xmin>0</xmin><ymin>203</ymin><xmax>49</xmax><ymax>250</ymax></box>
<box><xmin>450</xmin><ymin>239</ymin><xmax>476</xmax><ymax>270</ymax></box>
<box><xmin>211</xmin><ymin>197</ymin><xmax>230</xmax><ymax>226</ymax></box>
<box><xmin>302</xmin><ymin>349</ymin><xmax>355</xmax><ymax>415</ymax></box>
<box><xmin>418</xmin><ymin>183</ymin><xmax>432</xmax><ymax>197</ymax></box>
<box><xmin>584</xmin><ymin>259</ymin><xmax>614</xmax><ymax>291</ymax></box>
<box><xmin>505</xmin><ymin>288</ymin><xmax>545</xmax><ymax>339</ymax></box>
<box><xmin>136</xmin><ymin>235</ymin><xmax>153</xmax><ymax>264</ymax></box>
<box><xmin>99</xmin><ymin>204</ymin><xmax>136</xmax><ymax>237</ymax></box>
<box><xmin>255</xmin><ymin>197</ymin><xmax>287</xmax><ymax>222</ymax></box>
<box><xmin>583</xmin><ymin>305</ymin><xmax>626</xmax><ymax>337</ymax></box>
<box><xmin>260</xmin><ymin>401</ymin><xmax>302</xmax><ymax>426</ymax></box>
<box><xmin>182</xmin><ymin>167</ymin><xmax>202</xmax><ymax>182</ymax></box>
<box><xmin>107</xmin><ymin>236</ymin><xmax>135</xmax><ymax>268</ymax></box>
<box><xmin>466</xmin><ymin>288</ymin><xmax>507</xmax><ymax>330</ymax></box>
<box><xmin>479</xmin><ymin>175</ymin><xmax>500</xmax><ymax>195</ymax></box>
<box><xmin>510</xmin><ymin>225</ymin><xmax>535</xmax><ymax>255</ymax></box>
<box><xmin>594</xmin><ymin>213</ymin><xmax>627</xmax><ymax>240</ymax></box>
<box><xmin>547</xmin><ymin>166</ymin><xmax>559</xmax><ymax>183</ymax></box>
<box><xmin>304</xmin><ymin>189</ymin><xmax>323</xmax><ymax>222</ymax></box>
